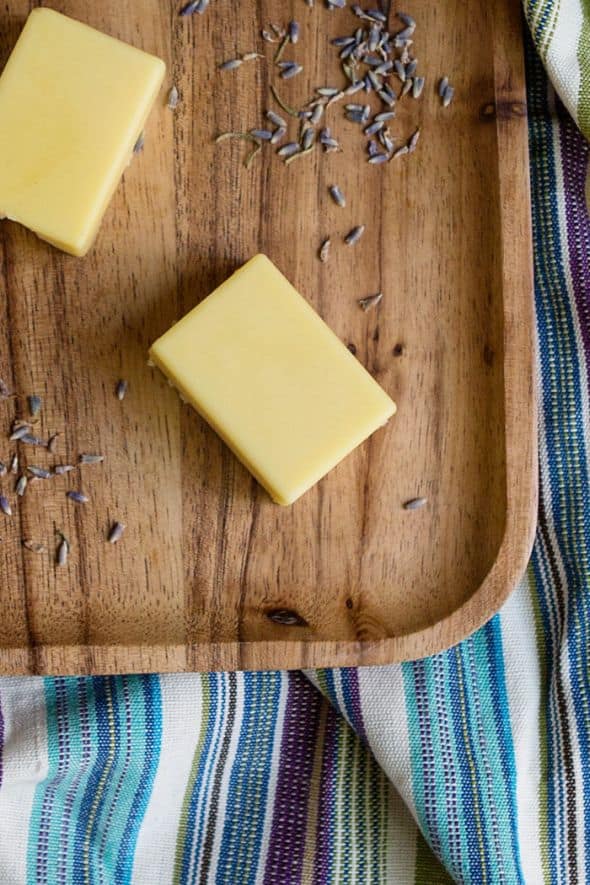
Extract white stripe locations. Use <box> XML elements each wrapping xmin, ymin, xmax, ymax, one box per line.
<box><xmin>545</xmin><ymin>0</ymin><xmax>583</xmax><ymax>128</ymax></box>
<box><xmin>499</xmin><ymin>574</ymin><xmax>545</xmax><ymax>883</ymax></box>
<box><xmin>0</xmin><ymin>676</ymin><xmax>48</xmax><ymax>884</ymax></box>
<box><xmin>355</xmin><ymin>664</ymin><xmax>419</xmax><ymax>882</ymax></box>
<box><xmin>131</xmin><ymin>675</ymin><xmax>204</xmax><ymax>885</ymax></box>
<box><xmin>254</xmin><ymin>673</ymin><xmax>289</xmax><ymax>883</ymax></box>
<box><xmin>206</xmin><ymin>675</ymin><xmax>246</xmax><ymax>884</ymax></box>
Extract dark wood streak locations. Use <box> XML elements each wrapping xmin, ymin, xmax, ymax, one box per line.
<box><xmin>0</xmin><ymin>231</ymin><xmax>36</xmax><ymax>672</ymax></box>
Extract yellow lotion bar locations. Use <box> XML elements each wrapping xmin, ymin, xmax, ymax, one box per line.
<box><xmin>150</xmin><ymin>255</ymin><xmax>396</xmax><ymax>505</ymax></box>
<box><xmin>0</xmin><ymin>8</ymin><xmax>165</xmax><ymax>256</ymax></box>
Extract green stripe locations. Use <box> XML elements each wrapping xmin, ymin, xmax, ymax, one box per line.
<box><xmin>529</xmin><ymin>565</ymin><xmax>553</xmax><ymax>884</ymax></box>
<box><xmin>540</xmin><ymin>0</ymin><xmax>562</xmax><ymax>61</ymax></box>
<box><xmin>173</xmin><ymin>675</ymin><xmax>211</xmax><ymax>884</ymax></box>
<box><xmin>414</xmin><ymin>829</ymin><xmax>454</xmax><ymax>885</ymax></box>
<box><xmin>579</xmin><ymin>4</ymin><xmax>590</xmax><ymax>151</ymax></box>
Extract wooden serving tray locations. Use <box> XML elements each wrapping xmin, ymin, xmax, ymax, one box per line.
<box><xmin>0</xmin><ymin>0</ymin><xmax>536</xmax><ymax>675</ymax></box>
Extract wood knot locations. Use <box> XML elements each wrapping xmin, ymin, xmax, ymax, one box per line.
<box><xmin>483</xmin><ymin>343</ymin><xmax>495</xmax><ymax>366</ymax></box>
<box><xmin>480</xmin><ymin>101</ymin><xmax>496</xmax><ymax>121</ymax></box>
<box><xmin>266</xmin><ymin>608</ymin><xmax>309</xmax><ymax>627</ymax></box>
<box><xmin>480</xmin><ymin>100</ymin><xmax>527</xmax><ymax>122</ymax></box>
<box><xmin>392</xmin><ymin>342</ymin><xmax>405</xmax><ymax>357</ymax></box>
<box><xmin>347</xmin><ymin>342</ymin><xmax>357</xmax><ymax>356</ymax></box>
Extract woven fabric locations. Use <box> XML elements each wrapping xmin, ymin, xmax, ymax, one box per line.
<box><xmin>1</xmin><ymin>7</ymin><xmax>589</xmax><ymax>884</ymax></box>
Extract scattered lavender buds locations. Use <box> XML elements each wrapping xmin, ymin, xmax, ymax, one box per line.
<box><xmin>167</xmin><ymin>86</ymin><xmax>179</xmax><ymax>109</ymax></box>
<box><xmin>270</xmin><ymin>125</ymin><xmax>287</xmax><ymax>144</ymax></box>
<box><xmin>442</xmin><ymin>84</ymin><xmax>455</xmax><ymax>107</ymax></box>
<box><xmin>358</xmin><ymin>292</ymin><xmax>383</xmax><ymax>311</ymax></box>
<box><xmin>79</xmin><ymin>454</ymin><xmax>105</xmax><ymax>465</ymax></box>
<box><xmin>408</xmin><ymin>128</ymin><xmax>421</xmax><ymax>152</ymax></box>
<box><xmin>319</xmin><ymin>238</ymin><xmax>331</xmax><ymax>262</ymax></box>
<box><xmin>266</xmin><ymin>109</ymin><xmax>286</xmax><ymax>127</ymax></box>
<box><xmin>438</xmin><ymin>77</ymin><xmax>449</xmax><ymax>98</ymax></box>
<box><xmin>9</xmin><ymin>425</ymin><xmax>30</xmax><ymax>441</ymax></box>
<box><xmin>21</xmin><ymin>434</ymin><xmax>46</xmax><ymax>447</ymax></box>
<box><xmin>0</xmin><ymin>495</ymin><xmax>11</xmax><ymax>516</ymax></box>
<box><xmin>66</xmin><ymin>491</ymin><xmax>89</xmax><ymax>505</ymax></box>
<box><xmin>28</xmin><ymin>466</ymin><xmax>52</xmax><ymax>480</ymax></box>
<box><xmin>329</xmin><ymin>184</ymin><xmax>346</xmax><ymax>207</ymax></box>
<box><xmin>288</xmin><ymin>21</ymin><xmax>300</xmax><ymax>44</ymax></box>
<box><xmin>250</xmin><ymin>128</ymin><xmax>274</xmax><ymax>141</ymax></box>
<box><xmin>9</xmin><ymin>454</ymin><xmax>18</xmax><ymax>475</ymax></box>
<box><xmin>179</xmin><ymin>0</ymin><xmax>209</xmax><ymax>16</ymax></box>
<box><xmin>56</xmin><ymin>535</ymin><xmax>69</xmax><ymax>566</ymax></box>
<box><xmin>133</xmin><ymin>133</ymin><xmax>145</xmax><ymax>154</ymax></box>
<box><xmin>53</xmin><ymin>465</ymin><xmax>75</xmax><ymax>476</ymax></box>
<box><xmin>28</xmin><ymin>395</ymin><xmax>42</xmax><ymax>418</ymax></box>
<box><xmin>368</xmin><ymin>152</ymin><xmax>389</xmax><ymax>165</ymax></box>
<box><xmin>219</xmin><ymin>58</ymin><xmax>243</xmax><ymax>71</ymax></box>
<box><xmin>23</xmin><ymin>540</ymin><xmax>46</xmax><ymax>554</ymax></box>
<box><xmin>412</xmin><ymin>76</ymin><xmax>425</xmax><ymax>98</ymax></box>
<box><xmin>116</xmin><ymin>380</ymin><xmax>128</xmax><ymax>401</ymax></box>
<box><xmin>0</xmin><ymin>461</ymin><xmax>6</xmax><ymax>478</ymax></box>
<box><xmin>279</xmin><ymin>61</ymin><xmax>303</xmax><ymax>79</ymax></box>
<box><xmin>404</xmin><ymin>497</ymin><xmax>428</xmax><ymax>510</ymax></box>
<box><xmin>15</xmin><ymin>475</ymin><xmax>27</xmax><ymax>496</ymax></box>
<box><xmin>301</xmin><ymin>127</ymin><xmax>315</xmax><ymax>150</ymax></box>
<box><xmin>344</xmin><ymin>225</ymin><xmax>366</xmax><ymax>245</ymax></box>
<box><xmin>108</xmin><ymin>522</ymin><xmax>126</xmax><ymax>544</ymax></box>
<box><xmin>47</xmin><ymin>433</ymin><xmax>60</xmax><ymax>454</ymax></box>
<box><xmin>398</xmin><ymin>12</ymin><xmax>416</xmax><ymax>29</ymax></box>
<box><xmin>277</xmin><ymin>142</ymin><xmax>300</xmax><ymax>158</ymax></box>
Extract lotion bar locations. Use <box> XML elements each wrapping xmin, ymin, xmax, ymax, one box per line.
<box><xmin>0</xmin><ymin>8</ymin><xmax>165</xmax><ymax>256</ymax></box>
<box><xmin>149</xmin><ymin>255</ymin><xmax>396</xmax><ymax>505</ymax></box>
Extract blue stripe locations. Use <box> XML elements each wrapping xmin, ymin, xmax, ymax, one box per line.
<box><xmin>115</xmin><ymin>675</ymin><xmax>162</xmax><ymax>882</ymax></box>
<box><xmin>217</xmin><ymin>673</ymin><xmax>281</xmax><ymax>884</ymax></box>
<box><xmin>485</xmin><ymin>618</ymin><xmax>523</xmax><ymax>870</ymax></box>
<box><xmin>72</xmin><ymin>678</ymin><xmax>115</xmax><ymax>882</ymax></box>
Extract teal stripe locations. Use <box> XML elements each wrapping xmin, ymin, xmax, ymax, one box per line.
<box><xmin>26</xmin><ymin>678</ymin><xmax>161</xmax><ymax>885</ymax></box>
<box><xmin>402</xmin><ymin>624</ymin><xmax>523</xmax><ymax>883</ymax></box>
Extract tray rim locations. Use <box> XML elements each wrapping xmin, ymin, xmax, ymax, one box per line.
<box><xmin>0</xmin><ymin>0</ymin><xmax>537</xmax><ymax>676</ymax></box>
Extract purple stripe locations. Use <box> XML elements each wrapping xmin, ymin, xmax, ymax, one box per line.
<box><xmin>263</xmin><ymin>673</ymin><xmax>322</xmax><ymax>884</ymax></box>
<box><xmin>0</xmin><ymin>688</ymin><xmax>4</xmax><ymax>789</ymax></box>
<box><xmin>559</xmin><ymin>104</ymin><xmax>590</xmax><ymax>365</ymax></box>
<box><xmin>313</xmin><ymin>705</ymin><xmax>340</xmax><ymax>885</ymax></box>
<box><xmin>342</xmin><ymin>668</ymin><xmax>367</xmax><ymax>741</ymax></box>
<box><xmin>558</xmin><ymin>101</ymin><xmax>590</xmax><ymax>881</ymax></box>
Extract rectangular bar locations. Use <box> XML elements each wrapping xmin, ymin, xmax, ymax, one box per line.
<box><xmin>0</xmin><ymin>8</ymin><xmax>165</xmax><ymax>256</ymax></box>
<box><xmin>149</xmin><ymin>254</ymin><xmax>396</xmax><ymax>505</ymax></box>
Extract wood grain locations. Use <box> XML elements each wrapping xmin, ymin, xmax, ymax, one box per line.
<box><xmin>0</xmin><ymin>0</ymin><xmax>536</xmax><ymax>675</ymax></box>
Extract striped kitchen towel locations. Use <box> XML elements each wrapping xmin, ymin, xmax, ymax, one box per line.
<box><xmin>524</xmin><ymin>0</ymin><xmax>590</xmax><ymax>138</ymax></box>
<box><xmin>1</xmin><ymin>6</ymin><xmax>590</xmax><ymax>884</ymax></box>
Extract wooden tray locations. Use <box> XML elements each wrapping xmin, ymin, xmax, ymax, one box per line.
<box><xmin>0</xmin><ymin>0</ymin><xmax>536</xmax><ymax>675</ymax></box>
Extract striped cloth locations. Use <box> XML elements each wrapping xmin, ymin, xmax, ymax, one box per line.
<box><xmin>1</xmin><ymin>7</ymin><xmax>590</xmax><ymax>884</ymax></box>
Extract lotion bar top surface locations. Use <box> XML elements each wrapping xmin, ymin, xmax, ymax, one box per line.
<box><xmin>0</xmin><ymin>8</ymin><xmax>165</xmax><ymax>256</ymax></box>
<box><xmin>149</xmin><ymin>254</ymin><xmax>396</xmax><ymax>506</ymax></box>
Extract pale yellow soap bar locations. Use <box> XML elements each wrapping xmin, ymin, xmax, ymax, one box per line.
<box><xmin>150</xmin><ymin>255</ymin><xmax>396</xmax><ymax>505</ymax></box>
<box><xmin>0</xmin><ymin>8</ymin><xmax>165</xmax><ymax>256</ymax></box>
